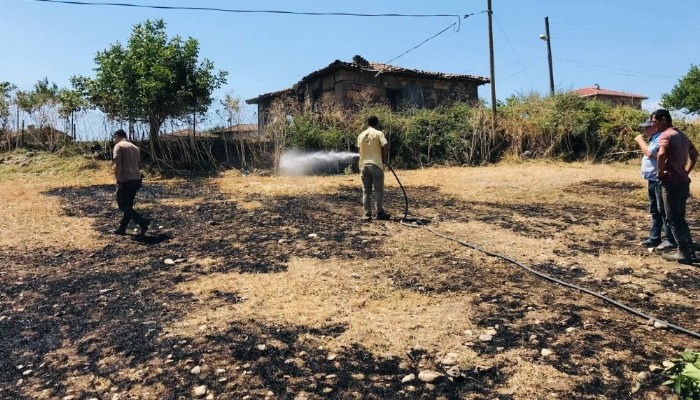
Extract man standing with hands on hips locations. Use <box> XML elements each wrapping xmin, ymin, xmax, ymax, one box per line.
<box><xmin>357</xmin><ymin>115</ymin><xmax>390</xmax><ymax>222</ymax></box>
<box><xmin>653</xmin><ymin>109</ymin><xmax>698</xmax><ymax>264</ymax></box>
<box><xmin>112</xmin><ymin>129</ymin><xmax>150</xmax><ymax>236</ymax></box>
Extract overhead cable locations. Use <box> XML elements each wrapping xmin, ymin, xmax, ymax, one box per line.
<box><xmin>492</xmin><ymin>13</ymin><xmax>533</xmax><ymax>87</ymax></box>
<box><xmin>380</xmin><ymin>11</ymin><xmax>486</xmax><ymax>70</ymax></box>
<box><xmin>17</xmin><ymin>0</ymin><xmax>463</xmax><ymax>21</ymax></box>
<box><xmin>554</xmin><ymin>57</ymin><xmax>680</xmax><ymax>79</ymax></box>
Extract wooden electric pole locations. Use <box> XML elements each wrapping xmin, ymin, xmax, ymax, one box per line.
<box><xmin>487</xmin><ymin>0</ymin><xmax>496</xmax><ymax>134</ymax></box>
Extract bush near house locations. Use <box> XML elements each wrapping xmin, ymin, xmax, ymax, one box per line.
<box><xmin>267</xmin><ymin>92</ymin><xmax>657</xmax><ymax>169</ymax></box>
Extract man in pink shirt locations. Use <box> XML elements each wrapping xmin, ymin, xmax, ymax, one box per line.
<box><xmin>112</xmin><ymin>129</ymin><xmax>150</xmax><ymax>236</ymax></box>
<box><xmin>654</xmin><ymin>109</ymin><xmax>698</xmax><ymax>264</ymax></box>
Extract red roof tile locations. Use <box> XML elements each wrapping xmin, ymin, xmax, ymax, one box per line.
<box><xmin>572</xmin><ymin>86</ymin><xmax>647</xmax><ymax>99</ymax></box>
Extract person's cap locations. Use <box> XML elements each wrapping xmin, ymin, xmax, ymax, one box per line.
<box><xmin>639</xmin><ymin>117</ymin><xmax>652</xmax><ymax>128</ymax></box>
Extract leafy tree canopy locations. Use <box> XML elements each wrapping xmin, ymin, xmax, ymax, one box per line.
<box><xmin>15</xmin><ymin>78</ymin><xmax>61</xmax><ymax>128</ymax></box>
<box><xmin>0</xmin><ymin>82</ymin><xmax>17</xmax><ymax>130</ymax></box>
<box><xmin>661</xmin><ymin>64</ymin><xmax>700</xmax><ymax>115</ymax></box>
<box><xmin>74</xmin><ymin>19</ymin><xmax>227</xmax><ymax>139</ymax></box>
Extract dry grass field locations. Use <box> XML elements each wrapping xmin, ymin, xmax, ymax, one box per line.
<box><xmin>1</xmin><ymin>151</ymin><xmax>699</xmax><ymax>400</ymax></box>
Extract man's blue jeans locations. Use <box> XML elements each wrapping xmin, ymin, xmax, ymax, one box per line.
<box><xmin>648</xmin><ymin>180</ymin><xmax>674</xmax><ymax>244</ymax></box>
<box><xmin>661</xmin><ymin>182</ymin><xmax>693</xmax><ymax>256</ymax></box>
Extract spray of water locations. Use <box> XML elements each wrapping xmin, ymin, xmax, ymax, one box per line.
<box><xmin>279</xmin><ymin>149</ymin><xmax>359</xmax><ymax>176</ymax></box>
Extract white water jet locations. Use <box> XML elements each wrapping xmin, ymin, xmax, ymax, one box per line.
<box><xmin>279</xmin><ymin>150</ymin><xmax>359</xmax><ymax>176</ymax></box>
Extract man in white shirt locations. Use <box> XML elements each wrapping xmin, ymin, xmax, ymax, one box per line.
<box><xmin>357</xmin><ymin>116</ymin><xmax>390</xmax><ymax>221</ymax></box>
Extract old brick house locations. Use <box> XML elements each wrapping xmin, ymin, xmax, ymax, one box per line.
<box><xmin>246</xmin><ymin>55</ymin><xmax>489</xmax><ymax>131</ymax></box>
<box><xmin>572</xmin><ymin>84</ymin><xmax>647</xmax><ymax>109</ymax></box>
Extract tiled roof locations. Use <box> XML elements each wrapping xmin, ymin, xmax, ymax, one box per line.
<box><xmin>212</xmin><ymin>124</ymin><xmax>258</xmax><ymax>134</ymax></box>
<box><xmin>246</xmin><ymin>56</ymin><xmax>490</xmax><ymax>104</ymax></box>
<box><xmin>166</xmin><ymin>129</ymin><xmax>216</xmax><ymax>137</ymax></box>
<box><xmin>572</xmin><ymin>86</ymin><xmax>648</xmax><ymax>100</ymax></box>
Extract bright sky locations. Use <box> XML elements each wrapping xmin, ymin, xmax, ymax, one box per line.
<box><xmin>1</xmin><ymin>0</ymin><xmax>699</xmax><ymax>135</ymax></box>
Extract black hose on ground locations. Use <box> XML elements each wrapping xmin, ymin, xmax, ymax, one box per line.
<box><xmin>387</xmin><ymin>164</ymin><xmax>700</xmax><ymax>341</ymax></box>
<box><xmin>386</xmin><ymin>164</ymin><xmax>431</xmax><ymax>224</ymax></box>
<box><xmin>386</xmin><ymin>164</ymin><xmax>408</xmax><ymax>220</ymax></box>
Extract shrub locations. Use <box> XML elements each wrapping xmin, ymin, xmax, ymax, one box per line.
<box><xmin>262</xmin><ymin>93</ymin><xmax>676</xmax><ymax>169</ymax></box>
<box><xmin>663</xmin><ymin>349</ymin><xmax>700</xmax><ymax>398</ymax></box>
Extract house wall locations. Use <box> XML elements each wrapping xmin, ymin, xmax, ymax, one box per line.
<box><xmin>255</xmin><ymin>68</ymin><xmax>483</xmax><ymax>132</ymax></box>
<box><xmin>300</xmin><ymin>69</ymin><xmax>479</xmax><ymax>108</ymax></box>
<box><xmin>592</xmin><ymin>94</ymin><xmax>644</xmax><ymax>109</ymax></box>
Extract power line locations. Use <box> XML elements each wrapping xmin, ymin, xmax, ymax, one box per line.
<box><xmin>500</xmin><ymin>60</ymin><xmax>542</xmax><ymax>82</ymax></box>
<box><xmin>14</xmin><ymin>0</ymin><xmax>464</xmax><ymax>21</ymax></box>
<box><xmin>492</xmin><ymin>13</ymin><xmax>533</xmax><ymax>87</ymax></box>
<box><xmin>552</xmin><ymin>23</ymin><xmax>700</xmax><ymax>31</ymax></box>
<box><xmin>381</xmin><ymin>11</ymin><xmax>487</xmax><ymax>69</ymax></box>
<box><xmin>554</xmin><ymin>57</ymin><xmax>680</xmax><ymax>80</ymax></box>
<box><xmin>555</xmin><ymin>34</ymin><xmax>698</xmax><ymax>42</ymax></box>
<box><xmin>384</xmin><ymin>23</ymin><xmax>457</xmax><ymax>66</ymax></box>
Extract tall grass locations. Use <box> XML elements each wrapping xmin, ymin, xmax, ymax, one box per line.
<box><xmin>264</xmin><ymin>92</ymin><xmax>656</xmax><ymax>168</ymax></box>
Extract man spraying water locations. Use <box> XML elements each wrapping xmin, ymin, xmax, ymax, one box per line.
<box><xmin>357</xmin><ymin>115</ymin><xmax>390</xmax><ymax>221</ymax></box>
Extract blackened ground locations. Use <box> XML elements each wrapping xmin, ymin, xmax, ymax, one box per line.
<box><xmin>0</xmin><ymin>178</ymin><xmax>697</xmax><ymax>399</ymax></box>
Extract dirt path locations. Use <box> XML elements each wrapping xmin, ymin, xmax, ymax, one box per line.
<box><xmin>1</xmin><ymin>159</ymin><xmax>698</xmax><ymax>399</ymax></box>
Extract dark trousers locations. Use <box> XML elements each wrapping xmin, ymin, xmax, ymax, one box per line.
<box><xmin>648</xmin><ymin>180</ymin><xmax>675</xmax><ymax>244</ymax></box>
<box><xmin>661</xmin><ymin>182</ymin><xmax>693</xmax><ymax>256</ymax></box>
<box><xmin>361</xmin><ymin>164</ymin><xmax>385</xmax><ymax>215</ymax></box>
<box><xmin>116</xmin><ymin>179</ymin><xmax>145</xmax><ymax>229</ymax></box>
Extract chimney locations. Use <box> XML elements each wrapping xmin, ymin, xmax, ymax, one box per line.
<box><xmin>352</xmin><ymin>55</ymin><xmax>370</xmax><ymax>67</ymax></box>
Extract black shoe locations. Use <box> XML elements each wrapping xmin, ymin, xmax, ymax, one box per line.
<box><xmin>655</xmin><ymin>240</ymin><xmax>677</xmax><ymax>252</ymax></box>
<box><xmin>640</xmin><ymin>238</ymin><xmax>661</xmax><ymax>248</ymax></box>
<box><xmin>376</xmin><ymin>211</ymin><xmax>391</xmax><ymax>221</ymax></box>
<box><xmin>661</xmin><ymin>250</ymin><xmax>695</xmax><ymax>265</ymax></box>
<box><xmin>139</xmin><ymin>218</ymin><xmax>151</xmax><ymax>236</ymax></box>
<box><xmin>113</xmin><ymin>228</ymin><xmax>127</xmax><ymax>235</ymax></box>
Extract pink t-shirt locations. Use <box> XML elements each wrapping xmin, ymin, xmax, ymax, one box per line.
<box><xmin>112</xmin><ymin>140</ymin><xmax>142</xmax><ymax>183</ymax></box>
<box><xmin>658</xmin><ymin>128</ymin><xmax>691</xmax><ymax>184</ymax></box>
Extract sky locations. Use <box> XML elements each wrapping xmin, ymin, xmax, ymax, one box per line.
<box><xmin>1</xmin><ymin>0</ymin><xmax>699</xmax><ymax>138</ymax></box>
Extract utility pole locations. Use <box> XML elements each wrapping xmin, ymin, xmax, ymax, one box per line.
<box><xmin>487</xmin><ymin>0</ymin><xmax>497</xmax><ymax>133</ymax></box>
<box><xmin>541</xmin><ymin>16</ymin><xmax>555</xmax><ymax>96</ymax></box>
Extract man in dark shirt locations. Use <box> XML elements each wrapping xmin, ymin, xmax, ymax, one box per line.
<box><xmin>112</xmin><ymin>129</ymin><xmax>150</xmax><ymax>236</ymax></box>
<box><xmin>654</xmin><ymin>109</ymin><xmax>698</xmax><ymax>263</ymax></box>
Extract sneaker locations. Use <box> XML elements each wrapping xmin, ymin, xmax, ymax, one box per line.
<box><xmin>361</xmin><ymin>214</ymin><xmax>372</xmax><ymax>222</ymax></box>
<box><xmin>661</xmin><ymin>250</ymin><xmax>695</xmax><ymax>265</ymax></box>
<box><xmin>113</xmin><ymin>228</ymin><xmax>127</xmax><ymax>235</ymax></box>
<box><xmin>376</xmin><ymin>211</ymin><xmax>391</xmax><ymax>221</ymax></box>
<box><xmin>640</xmin><ymin>238</ymin><xmax>661</xmax><ymax>248</ymax></box>
<box><xmin>655</xmin><ymin>240</ymin><xmax>677</xmax><ymax>252</ymax></box>
<box><xmin>139</xmin><ymin>218</ymin><xmax>151</xmax><ymax>236</ymax></box>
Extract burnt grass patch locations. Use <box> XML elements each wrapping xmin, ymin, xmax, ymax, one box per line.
<box><xmin>661</xmin><ymin>271</ymin><xmax>700</xmax><ymax>295</ymax></box>
<box><xmin>387</xmin><ymin>251</ymin><xmax>494</xmax><ymax>294</ymax></box>
<box><xmin>201</xmin><ymin>322</ymin><xmax>510</xmax><ymax>399</ymax></box>
<box><xmin>532</xmin><ymin>263</ymin><xmax>590</xmax><ymax>281</ymax></box>
<box><xmin>44</xmin><ymin>182</ymin><xmax>389</xmax><ymax>270</ymax></box>
<box><xmin>0</xmin><ymin>180</ymin><xmax>522</xmax><ymax>398</ymax></box>
<box><xmin>0</xmin><ymin>176</ymin><xmax>693</xmax><ymax>398</ymax></box>
<box><xmin>471</xmin><ymin>290</ymin><xmax>586</xmax><ymax>354</ymax></box>
<box><xmin>563</xmin><ymin>180</ymin><xmax>644</xmax><ymax>207</ymax></box>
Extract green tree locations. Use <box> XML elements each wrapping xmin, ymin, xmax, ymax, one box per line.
<box><xmin>15</xmin><ymin>78</ymin><xmax>59</xmax><ymax>128</ymax></box>
<box><xmin>75</xmin><ymin>19</ymin><xmax>227</xmax><ymax>141</ymax></box>
<box><xmin>57</xmin><ymin>88</ymin><xmax>89</xmax><ymax>139</ymax></box>
<box><xmin>0</xmin><ymin>82</ymin><xmax>16</xmax><ymax>132</ymax></box>
<box><xmin>662</xmin><ymin>64</ymin><xmax>700</xmax><ymax>115</ymax></box>
<box><xmin>222</xmin><ymin>93</ymin><xmax>241</xmax><ymax>127</ymax></box>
